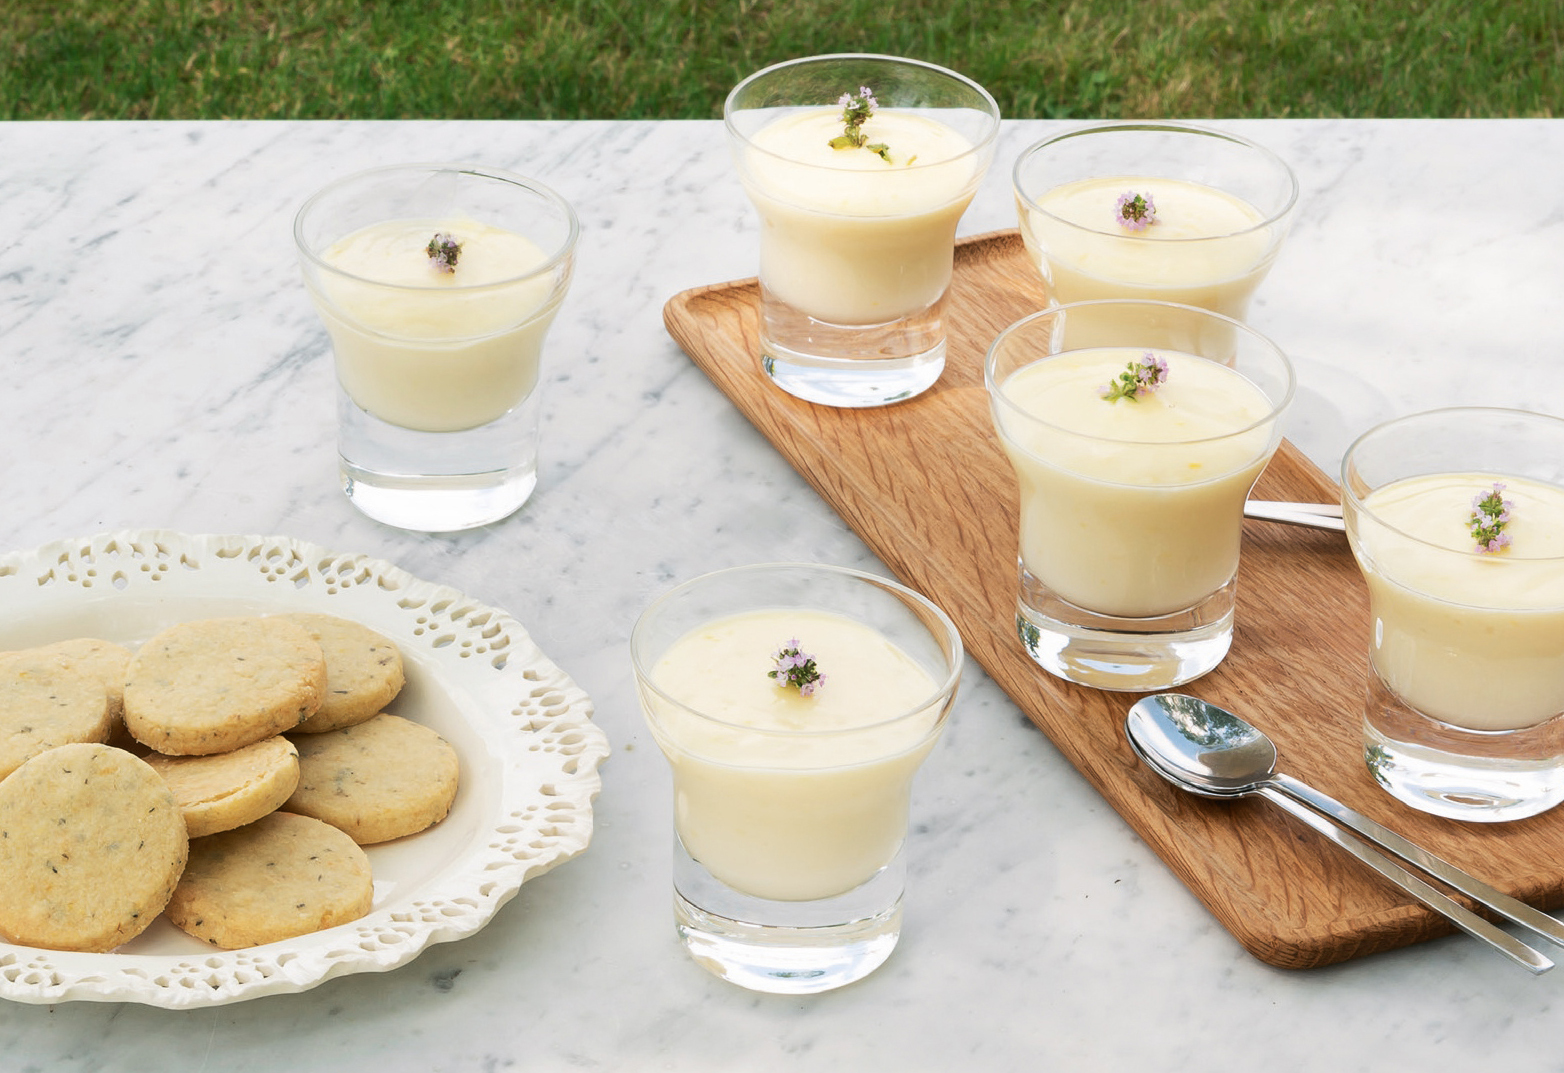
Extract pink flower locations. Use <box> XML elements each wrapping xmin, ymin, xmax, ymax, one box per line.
<box><xmin>1469</xmin><ymin>482</ymin><xmax>1515</xmax><ymax>554</ymax></box>
<box><xmin>1115</xmin><ymin>191</ymin><xmax>1158</xmax><ymax>231</ymax></box>
<box><xmin>768</xmin><ymin>639</ymin><xmax>824</xmax><ymax>696</ymax></box>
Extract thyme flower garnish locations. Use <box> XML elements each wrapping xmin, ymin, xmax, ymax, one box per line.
<box><xmin>426</xmin><ymin>232</ymin><xmax>463</xmax><ymax>273</ymax></box>
<box><xmin>1100</xmin><ymin>351</ymin><xmax>1169</xmax><ymax>402</ymax></box>
<box><xmin>1469</xmin><ymin>482</ymin><xmax>1514</xmax><ymax>554</ymax></box>
<box><xmin>769</xmin><ymin>639</ymin><xmax>824</xmax><ymax>697</ymax></box>
<box><xmin>828</xmin><ymin>86</ymin><xmax>891</xmax><ymax>162</ymax></box>
<box><xmin>1115</xmin><ymin>191</ymin><xmax>1158</xmax><ymax>232</ymax></box>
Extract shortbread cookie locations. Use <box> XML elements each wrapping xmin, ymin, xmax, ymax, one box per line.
<box><xmin>286</xmin><ymin>713</ymin><xmax>459</xmax><ymax>844</ymax></box>
<box><xmin>144</xmin><ymin>736</ymin><xmax>301</xmax><ymax>838</ymax></box>
<box><xmin>0</xmin><ymin>647</ymin><xmax>115</xmax><ymax>779</ymax></box>
<box><xmin>280</xmin><ymin>613</ymin><xmax>404</xmax><ymax>734</ymax></box>
<box><xmin>123</xmin><ymin>617</ymin><xmax>326</xmax><ymax>756</ymax></box>
<box><xmin>29</xmin><ymin>638</ymin><xmax>136</xmax><ymax>750</ymax></box>
<box><xmin>165</xmin><ymin>811</ymin><xmax>374</xmax><ymax>949</ymax></box>
<box><xmin>14</xmin><ymin>638</ymin><xmax>133</xmax><ymax>721</ymax></box>
<box><xmin>0</xmin><ymin>743</ymin><xmax>188</xmax><ymax>952</ymax></box>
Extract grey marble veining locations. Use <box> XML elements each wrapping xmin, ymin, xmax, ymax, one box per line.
<box><xmin>2</xmin><ymin>118</ymin><xmax>1564</xmax><ymax>1072</ymax></box>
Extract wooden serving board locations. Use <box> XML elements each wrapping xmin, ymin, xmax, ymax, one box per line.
<box><xmin>664</xmin><ymin>229</ymin><xmax>1564</xmax><ymax>969</ymax></box>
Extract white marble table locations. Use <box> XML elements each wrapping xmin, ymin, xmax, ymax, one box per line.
<box><xmin>2</xmin><ymin>118</ymin><xmax>1563</xmax><ymax>1071</ymax></box>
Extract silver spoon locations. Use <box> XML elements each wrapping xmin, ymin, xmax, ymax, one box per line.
<box><xmin>1244</xmin><ymin>499</ymin><xmax>1345</xmax><ymax>532</ymax></box>
<box><xmin>1126</xmin><ymin>693</ymin><xmax>1564</xmax><ymax>974</ymax></box>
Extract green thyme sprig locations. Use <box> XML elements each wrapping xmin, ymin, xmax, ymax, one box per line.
<box><xmin>769</xmin><ymin>639</ymin><xmax>824</xmax><ymax>697</ymax></box>
<box><xmin>1099</xmin><ymin>351</ymin><xmax>1170</xmax><ymax>402</ymax></box>
<box><xmin>426</xmin><ymin>232</ymin><xmax>463</xmax><ymax>273</ymax></box>
<box><xmin>828</xmin><ymin>86</ymin><xmax>891</xmax><ymax>162</ymax></box>
<box><xmin>1469</xmin><ymin>482</ymin><xmax>1514</xmax><ymax>553</ymax></box>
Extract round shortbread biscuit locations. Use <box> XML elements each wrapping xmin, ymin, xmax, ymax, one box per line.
<box><xmin>286</xmin><ymin>713</ymin><xmax>459</xmax><ymax>845</ymax></box>
<box><xmin>123</xmin><ymin>617</ymin><xmax>327</xmax><ymax>756</ymax></box>
<box><xmin>15</xmin><ymin>638</ymin><xmax>133</xmax><ymax>721</ymax></box>
<box><xmin>0</xmin><ymin>647</ymin><xmax>115</xmax><ymax>780</ymax></box>
<box><xmin>26</xmin><ymin>638</ymin><xmax>137</xmax><ymax>751</ymax></box>
<box><xmin>165</xmin><ymin>811</ymin><xmax>374</xmax><ymax>949</ymax></box>
<box><xmin>0</xmin><ymin>743</ymin><xmax>188</xmax><ymax>952</ymax></box>
<box><xmin>144</xmin><ymin>736</ymin><xmax>301</xmax><ymax>838</ymax></box>
<box><xmin>280</xmin><ymin>613</ymin><xmax>405</xmax><ymax>734</ymax></box>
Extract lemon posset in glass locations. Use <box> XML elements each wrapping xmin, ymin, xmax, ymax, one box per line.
<box><xmin>726</xmin><ymin>54</ymin><xmax>1000</xmax><ymax>408</ymax></box>
<box><xmin>295</xmin><ymin>164</ymin><xmax>578</xmax><ymax>532</ymax></box>
<box><xmin>631</xmin><ymin>563</ymin><xmax>962</xmax><ymax>994</ymax></box>
<box><xmin>1013</xmin><ymin>123</ymin><xmax>1297</xmax><ymax>327</ymax></box>
<box><xmin>1343</xmin><ymin>407</ymin><xmax>1564</xmax><ymax>822</ymax></box>
<box><xmin>986</xmin><ymin>300</ymin><xmax>1294</xmax><ymax>691</ymax></box>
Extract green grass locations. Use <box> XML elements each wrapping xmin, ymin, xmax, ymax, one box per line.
<box><xmin>5</xmin><ymin>0</ymin><xmax>1561</xmax><ymax>120</ymax></box>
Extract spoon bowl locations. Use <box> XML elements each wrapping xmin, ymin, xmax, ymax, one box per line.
<box><xmin>1125</xmin><ymin>692</ymin><xmax>1277</xmax><ymax>797</ymax></box>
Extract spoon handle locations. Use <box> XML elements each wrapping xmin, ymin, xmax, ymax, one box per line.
<box><xmin>1269</xmin><ymin>772</ymin><xmax>1564</xmax><ymax>949</ymax></box>
<box><xmin>1243</xmin><ymin>499</ymin><xmax>1346</xmax><ymax>532</ymax></box>
<box><xmin>1255</xmin><ymin>785</ymin><xmax>1553</xmax><ymax>974</ymax></box>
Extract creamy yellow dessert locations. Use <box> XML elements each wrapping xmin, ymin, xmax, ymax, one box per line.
<box><xmin>1352</xmin><ymin>472</ymin><xmax>1564</xmax><ymax>731</ymax></box>
<box><xmin>316</xmin><ymin>217</ymin><xmax>562</xmax><ymax>432</ymax></box>
<box><xmin>741</xmin><ymin>109</ymin><xmax>981</xmax><ymax>326</ymax></box>
<box><xmin>995</xmin><ymin>347</ymin><xmax>1281</xmax><ymax>618</ymax></box>
<box><xmin>1020</xmin><ymin>175</ymin><xmax>1276</xmax><ymax>320</ymax></box>
<box><xmin>643</xmin><ymin>608</ymin><xmax>944</xmax><ymax>902</ymax></box>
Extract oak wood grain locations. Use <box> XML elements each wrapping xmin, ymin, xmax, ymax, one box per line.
<box><xmin>663</xmin><ymin>229</ymin><xmax>1564</xmax><ymax>969</ymax></box>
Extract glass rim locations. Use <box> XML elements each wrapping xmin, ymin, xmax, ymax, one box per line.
<box><xmin>630</xmin><ymin>561</ymin><xmax>964</xmax><ymax>738</ymax></box>
<box><xmin>983</xmin><ymin>299</ymin><xmax>1296</xmax><ymax>447</ymax></box>
<box><xmin>1343</xmin><ymin>405</ymin><xmax>1564</xmax><ymax>563</ymax></box>
<box><xmin>1012</xmin><ymin>121</ymin><xmax>1299</xmax><ymax>240</ymax></box>
<box><xmin>292</xmin><ymin>162</ymin><xmax>580</xmax><ymax>293</ymax></box>
<box><xmin>723</xmin><ymin>53</ymin><xmax>1001</xmax><ymax>175</ymax></box>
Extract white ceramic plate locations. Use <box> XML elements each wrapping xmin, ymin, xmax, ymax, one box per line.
<box><xmin>0</xmin><ymin>531</ymin><xmax>609</xmax><ymax>1008</ymax></box>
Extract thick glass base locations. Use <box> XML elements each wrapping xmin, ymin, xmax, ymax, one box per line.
<box><xmin>1014</xmin><ymin>566</ymin><xmax>1235</xmax><ymax>692</ymax></box>
<box><xmin>759</xmin><ymin>290</ymin><xmax>947</xmax><ymax>408</ymax></box>
<box><xmin>335</xmin><ymin>386</ymin><xmax>540</xmax><ymax>532</ymax></box>
<box><xmin>670</xmin><ymin>834</ymin><xmax>904</xmax><ymax>994</ymax></box>
<box><xmin>762</xmin><ymin>345</ymin><xmax>945</xmax><ymax>408</ymax></box>
<box><xmin>1363</xmin><ymin>677</ymin><xmax>1564</xmax><ymax>822</ymax></box>
<box><xmin>340</xmin><ymin>466</ymin><xmax>537</xmax><ymax>533</ymax></box>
